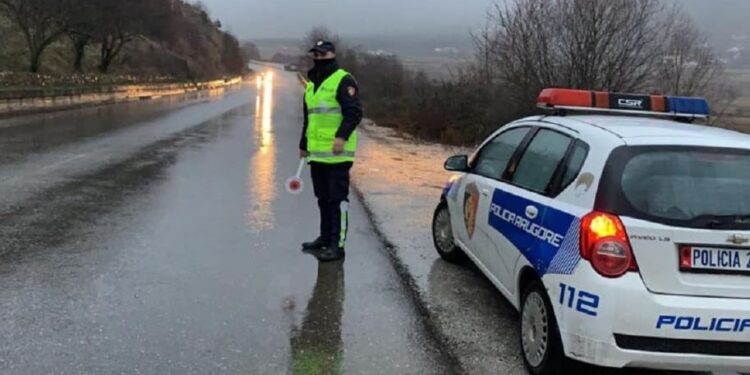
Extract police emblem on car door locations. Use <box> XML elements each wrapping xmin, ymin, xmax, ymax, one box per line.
<box><xmin>464</xmin><ymin>183</ymin><xmax>480</xmax><ymax>238</ymax></box>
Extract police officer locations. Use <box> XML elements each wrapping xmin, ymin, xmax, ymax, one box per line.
<box><xmin>299</xmin><ymin>41</ymin><xmax>362</xmax><ymax>262</ymax></box>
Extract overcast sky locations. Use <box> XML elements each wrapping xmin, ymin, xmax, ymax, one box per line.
<box><xmin>199</xmin><ymin>0</ymin><xmax>495</xmax><ymax>39</ymax></box>
<box><xmin>198</xmin><ymin>0</ymin><xmax>750</xmax><ymax>44</ymax></box>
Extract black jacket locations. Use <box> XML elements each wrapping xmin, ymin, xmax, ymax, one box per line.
<box><xmin>299</xmin><ymin>59</ymin><xmax>363</xmax><ymax>151</ymax></box>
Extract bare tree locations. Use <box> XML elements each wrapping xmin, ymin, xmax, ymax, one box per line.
<box><xmin>68</xmin><ymin>31</ymin><xmax>92</xmax><ymax>72</ymax></box>
<box><xmin>95</xmin><ymin>1</ymin><xmax>132</xmax><ymax>73</ymax></box>
<box><xmin>95</xmin><ymin>0</ymin><xmax>169</xmax><ymax>73</ymax></box>
<box><xmin>654</xmin><ymin>14</ymin><xmax>735</xmax><ymax>126</ymax></box>
<box><xmin>299</xmin><ymin>26</ymin><xmax>347</xmax><ymax>72</ymax></box>
<box><xmin>0</xmin><ymin>0</ymin><xmax>66</xmax><ymax>72</ymax></box>
<box><xmin>705</xmin><ymin>79</ymin><xmax>739</xmax><ymax>127</ymax></box>
<box><xmin>470</xmin><ymin>19</ymin><xmax>497</xmax><ymax>83</ymax></box>
<box><xmin>483</xmin><ymin>0</ymin><xmax>678</xmax><ymax>108</ymax></box>
<box><xmin>301</xmin><ymin>25</ymin><xmax>341</xmax><ymax>53</ymax></box>
<box><xmin>220</xmin><ymin>33</ymin><xmax>245</xmax><ymax>75</ymax></box>
<box><xmin>657</xmin><ymin>15</ymin><xmax>722</xmax><ymax>96</ymax></box>
<box><xmin>241</xmin><ymin>41</ymin><xmax>261</xmax><ymax>61</ymax></box>
<box><xmin>63</xmin><ymin>0</ymin><xmax>95</xmax><ymax>72</ymax></box>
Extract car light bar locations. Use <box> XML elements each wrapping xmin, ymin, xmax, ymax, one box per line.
<box><xmin>537</xmin><ymin>88</ymin><xmax>710</xmax><ymax>119</ymax></box>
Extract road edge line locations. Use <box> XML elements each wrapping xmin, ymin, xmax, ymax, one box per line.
<box><xmin>350</xmin><ymin>180</ymin><xmax>467</xmax><ymax>375</ymax></box>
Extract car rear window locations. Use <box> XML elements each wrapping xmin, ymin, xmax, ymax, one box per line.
<box><xmin>597</xmin><ymin>146</ymin><xmax>750</xmax><ymax>229</ymax></box>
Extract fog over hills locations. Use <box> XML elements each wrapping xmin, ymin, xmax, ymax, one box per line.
<box><xmin>199</xmin><ymin>0</ymin><xmax>492</xmax><ymax>39</ymax></box>
<box><xmin>678</xmin><ymin>0</ymin><xmax>750</xmax><ymax>49</ymax></box>
<box><xmin>201</xmin><ymin>0</ymin><xmax>748</xmax><ymax>60</ymax></box>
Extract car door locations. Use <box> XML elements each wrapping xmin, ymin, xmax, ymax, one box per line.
<box><xmin>453</xmin><ymin>126</ymin><xmax>533</xmax><ymax>282</ymax></box>
<box><xmin>478</xmin><ymin>127</ymin><xmax>579</xmax><ymax>293</ymax></box>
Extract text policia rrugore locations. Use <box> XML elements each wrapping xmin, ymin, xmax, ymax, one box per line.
<box><xmin>489</xmin><ymin>202</ymin><xmax>565</xmax><ymax>248</ymax></box>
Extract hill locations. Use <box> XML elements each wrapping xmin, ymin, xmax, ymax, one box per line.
<box><xmin>0</xmin><ymin>0</ymin><xmax>246</xmax><ymax>83</ymax></box>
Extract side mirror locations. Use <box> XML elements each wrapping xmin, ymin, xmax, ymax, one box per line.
<box><xmin>444</xmin><ymin>155</ymin><xmax>469</xmax><ymax>172</ymax></box>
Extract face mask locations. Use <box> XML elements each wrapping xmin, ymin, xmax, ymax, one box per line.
<box><xmin>313</xmin><ymin>58</ymin><xmax>336</xmax><ymax>68</ymax></box>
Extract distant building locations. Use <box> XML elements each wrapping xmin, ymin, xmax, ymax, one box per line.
<box><xmin>727</xmin><ymin>47</ymin><xmax>744</xmax><ymax>60</ymax></box>
<box><xmin>661</xmin><ymin>55</ymin><xmax>700</xmax><ymax>68</ymax></box>
<box><xmin>365</xmin><ymin>49</ymin><xmax>394</xmax><ymax>57</ymax></box>
<box><xmin>434</xmin><ymin>47</ymin><xmax>460</xmax><ymax>55</ymax></box>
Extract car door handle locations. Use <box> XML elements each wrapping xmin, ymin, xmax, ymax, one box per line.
<box><xmin>480</xmin><ymin>188</ymin><xmax>490</xmax><ymax>197</ymax></box>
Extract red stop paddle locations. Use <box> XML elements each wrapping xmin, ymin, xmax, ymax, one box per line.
<box><xmin>286</xmin><ymin>158</ymin><xmax>306</xmax><ymax>195</ymax></box>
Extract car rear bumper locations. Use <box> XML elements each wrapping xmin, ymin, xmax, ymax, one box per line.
<box><xmin>546</xmin><ymin>263</ymin><xmax>750</xmax><ymax>371</ymax></box>
<box><xmin>562</xmin><ymin>330</ymin><xmax>750</xmax><ymax>371</ymax></box>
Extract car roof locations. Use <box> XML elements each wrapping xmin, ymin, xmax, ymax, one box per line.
<box><xmin>516</xmin><ymin>115</ymin><xmax>750</xmax><ymax>149</ymax></box>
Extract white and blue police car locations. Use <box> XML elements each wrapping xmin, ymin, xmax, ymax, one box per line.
<box><xmin>432</xmin><ymin>88</ymin><xmax>750</xmax><ymax>374</ymax></box>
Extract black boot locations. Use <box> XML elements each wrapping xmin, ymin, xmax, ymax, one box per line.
<box><xmin>302</xmin><ymin>237</ymin><xmax>327</xmax><ymax>252</ymax></box>
<box><xmin>316</xmin><ymin>246</ymin><xmax>345</xmax><ymax>262</ymax></box>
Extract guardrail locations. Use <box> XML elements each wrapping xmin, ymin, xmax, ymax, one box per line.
<box><xmin>0</xmin><ymin>76</ymin><xmax>243</xmax><ymax>117</ymax></box>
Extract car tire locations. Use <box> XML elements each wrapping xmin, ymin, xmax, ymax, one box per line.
<box><xmin>431</xmin><ymin>201</ymin><xmax>465</xmax><ymax>263</ymax></box>
<box><xmin>520</xmin><ymin>280</ymin><xmax>569</xmax><ymax>375</ymax></box>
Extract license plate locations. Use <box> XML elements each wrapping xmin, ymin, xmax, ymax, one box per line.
<box><xmin>680</xmin><ymin>246</ymin><xmax>750</xmax><ymax>274</ymax></box>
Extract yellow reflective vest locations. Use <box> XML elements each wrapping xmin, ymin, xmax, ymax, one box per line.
<box><xmin>304</xmin><ymin>69</ymin><xmax>357</xmax><ymax>164</ymax></box>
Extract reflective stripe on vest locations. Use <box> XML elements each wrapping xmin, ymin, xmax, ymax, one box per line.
<box><xmin>308</xmin><ymin>151</ymin><xmax>356</xmax><ymax>158</ymax></box>
<box><xmin>308</xmin><ymin>107</ymin><xmax>342</xmax><ymax>114</ymax></box>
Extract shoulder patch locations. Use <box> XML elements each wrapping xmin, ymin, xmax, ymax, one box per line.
<box><xmin>347</xmin><ymin>86</ymin><xmax>357</xmax><ymax>97</ymax></box>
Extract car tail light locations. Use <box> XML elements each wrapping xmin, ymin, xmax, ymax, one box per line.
<box><xmin>580</xmin><ymin>212</ymin><xmax>638</xmax><ymax>278</ymax></box>
<box><xmin>679</xmin><ymin>245</ymin><xmax>692</xmax><ymax>270</ymax></box>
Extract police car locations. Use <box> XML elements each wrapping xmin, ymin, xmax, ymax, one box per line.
<box><xmin>432</xmin><ymin>88</ymin><xmax>750</xmax><ymax>374</ymax></box>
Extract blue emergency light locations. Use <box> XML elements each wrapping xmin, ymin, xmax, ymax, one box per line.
<box><xmin>667</xmin><ymin>96</ymin><xmax>711</xmax><ymax>117</ymax></box>
<box><xmin>537</xmin><ymin>89</ymin><xmax>710</xmax><ymax>119</ymax></box>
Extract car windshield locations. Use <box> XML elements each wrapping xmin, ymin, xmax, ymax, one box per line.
<box><xmin>599</xmin><ymin>146</ymin><xmax>750</xmax><ymax>229</ymax></box>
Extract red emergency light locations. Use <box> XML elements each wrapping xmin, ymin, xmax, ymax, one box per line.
<box><xmin>537</xmin><ymin>88</ymin><xmax>710</xmax><ymax>119</ymax></box>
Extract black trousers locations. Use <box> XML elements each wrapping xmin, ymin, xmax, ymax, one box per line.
<box><xmin>310</xmin><ymin>161</ymin><xmax>352</xmax><ymax>248</ymax></box>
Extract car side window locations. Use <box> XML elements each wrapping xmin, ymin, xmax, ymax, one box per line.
<box><xmin>560</xmin><ymin>141</ymin><xmax>589</xmax><ymax>189</ymax></box>
<box><xmin>472</xmin><ymin>127</ymin><xmax>530</xmax><ymax>180</ymax></box>
<box><xmin>512</xmin><ymin>129</ymin><xmax>572</xmax><ymax>194</ymax></box>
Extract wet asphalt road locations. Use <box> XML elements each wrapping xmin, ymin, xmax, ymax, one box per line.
<box><xmin>0</xmin><ymin>71</ymin><xmax>454</xmax><ymax>374</ymax></box>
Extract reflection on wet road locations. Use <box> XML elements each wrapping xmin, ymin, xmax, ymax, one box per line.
<box><xmin>247</xmin><ymin>71</ymin><xmax>276</xmax><ymax>231</ymax></box>
<box><xmin>0</xmin><ymin>69</ymin><xmax>453</xmax><ymax>374</ymax></box>
<box><xmin>291</xmin><ymin>261</ymin><xmax>345</xmax><ymax>375</ymax></box>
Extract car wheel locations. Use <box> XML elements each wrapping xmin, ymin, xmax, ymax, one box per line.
<box><xmin>432</xmin><ymin>201</ymin><xmax>465</xmax><ymax>263</ymax></box>
<box><xmin>520</xmin><ymin>280</ymin><xmax>567</xmax><ymax>375</ymax></box>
